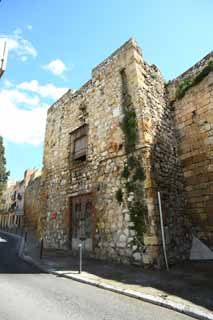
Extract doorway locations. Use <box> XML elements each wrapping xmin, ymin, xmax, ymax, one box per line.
<box><xmin>70</xmin><ymin>194</ymin><xmax>93</xmax><ymax>253</ymax></box>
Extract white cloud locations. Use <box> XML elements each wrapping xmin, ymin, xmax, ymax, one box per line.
<box><xmin>43</xmin><ymin>59</ymin><xmax>67</xmax><ymax>76</ymax></box>
<box><xmin>0</xmin><ymin>90</ymin><xmax>47</xmax><ymax>146</ymax></box>
<box><xmin>0</xmin><ymin>29</ymin><xmax>37</xmax><ymax>61</ymax></box>
<box><xmin>14</xmin><ymin>28</ymin><xmax>22</xmax><ymax>36</ymax></box>
<box><xmin>27</xmin><ymin>25</ymin><xmax>33</xmax><ymax>31</ymax></box>
<box><xmin>21</xmin><ymin>56</ymin><xmax>27</xmax><ymax>62</ymax></box>
<box><xmin>0</xmin><ymin>79</ymin><xmax>69</xmax><ymax>145</ymax></box>
<box><xmin>1</xmin><ymin>89</ymin><xmax>40</xmax><ymax>107</ymax></box>
<box><xmin>18</xmin><ymin>80</ymin><xmax>68</xmax><ymax>100</ymax></box>
<box><xmin>4</xmin><ymin>80</ymin><xmax>13</xmax><ymax>88</ymax></box>
<box><xmin>4</xmin><ymin>38</ymin><xmax>19</xmax><ymax>50</ymax></box>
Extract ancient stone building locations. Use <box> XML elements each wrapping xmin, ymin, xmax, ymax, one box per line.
<box><xmin>24</xmin><ymin>169</ymin><xmax>43</xmax><ymax>237</ymax></box>
<box><xmin>167</xmin><ymin>52</ymin><xmax>213</xmax><ymax>250</ymax></box>
<box><xmin>41</xmin><ymin>38</ymin><xmax>213</xmax><ymax>267</ymax></box>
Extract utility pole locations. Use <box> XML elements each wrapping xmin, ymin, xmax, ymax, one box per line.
<box><xmin>0</xmin><ymin>41</ymin><xmax>8</xmax><ymax>79</ymax></box>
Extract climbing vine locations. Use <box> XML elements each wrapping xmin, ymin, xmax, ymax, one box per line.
<box><xmin>115</xmin><ymin>69</ymin><xmax>148</xmax><ymax>245</ymax></box>
<box><xmin>176</xmin><ymin>60</ymin><xmax>213</xmax><ymax>100</ymax></box>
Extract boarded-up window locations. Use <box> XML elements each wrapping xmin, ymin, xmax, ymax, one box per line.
<box><xmin>74</xmin><ymin>136</ymin><xmax>87</xmax><ymax>159</ymax></box>
<box><xmin>70</xmin><ymin>124</ymin><xmax>88</xmax><ymax>163</ymax></box>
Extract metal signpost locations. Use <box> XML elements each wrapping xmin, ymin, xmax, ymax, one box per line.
<box><xmin>40</xmin><ymin>239</ymin><xmax>44</xmax><ymax>260</ymax></box>
<box><xmin>79</xmin><ymin>242</ymin><xmax>82</xmax><ymax>273</ymax></box>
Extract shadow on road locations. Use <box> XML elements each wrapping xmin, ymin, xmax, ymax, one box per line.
<box><xmin>41</xmin><ymin>249</ymin><xmax>213</xmax><ymax>312</ymax></box>
<box><xmin>0</xmin><ymin>233</ymin><xmax>45</xmax><ymax>274</ymax></box>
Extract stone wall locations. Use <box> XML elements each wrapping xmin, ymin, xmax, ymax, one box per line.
<box><xmin>135</xmin><ymin>60</ymin><xmax>190</xmax><ymax>264</ymax></box>
<box><xmin>167</xmin><ymin>53</ymin><xmax>213</xmax><ymax>248</ymax></box>
<box><xmin>24</xmin><ymin>170</ymin><xmax>43</xmax><ymax>237</ymax></box>
<box><xmin>42</xmin><ymin>38</ymin><xmax>190</xmax><ymax>267</ymax></box>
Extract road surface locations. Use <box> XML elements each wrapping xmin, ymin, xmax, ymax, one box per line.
<box><xmin>0</xmin><ymin>232</ymin><xmax>194</xmax><ymax>320</ymax></box>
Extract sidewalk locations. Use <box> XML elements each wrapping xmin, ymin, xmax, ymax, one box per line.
<box><xmin>22</xmin><ymin>248</ymin><xmax>213</xmax><ymax>320</ymax></box>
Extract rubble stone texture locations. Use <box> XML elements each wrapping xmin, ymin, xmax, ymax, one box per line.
<box><xmin>37</xmin><ymin>39</ymin><xmax>213</xmax><ymax>267</ymax></box>
<box><xmin>167</xmin><ymin>52</ymin><xmax>213</xmax><ymax>249</ymax></box>
<box><xmin>24</xmin><ymin>169</ymin><xmax>43</xmax><ymax>237</ymax></box>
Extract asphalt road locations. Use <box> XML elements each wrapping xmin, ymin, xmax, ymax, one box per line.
<box><xmin>0</xmin><ymin>232</ymin><xmax>194</xmax><ymax>320</ymax></box>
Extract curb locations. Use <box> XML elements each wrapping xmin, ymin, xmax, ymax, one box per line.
<box><xmin>50</xmin><ymin>272</ymin><xmax>213</xmax><ymax>320</ymax></box>
<box><xmin>20</xmin><ymin>255</ymin><xmax>213</xmax><ymax>320</ymax></box>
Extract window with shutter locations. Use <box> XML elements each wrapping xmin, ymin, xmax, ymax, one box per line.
<box><xmin>74</xmin><ymin>136</ymin><xmax>87</xmax><ymax>159</ymax></box>
<box><xmin>70</xmin><ymin>124</ymin><xmax>88</xmax><ymax>163</ymax></box>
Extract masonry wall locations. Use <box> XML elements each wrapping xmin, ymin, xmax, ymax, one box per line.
<box><xmin>42</xmin><ymin>38</ymin><xmax>190</xmax><ymax>267</ymax></box>
<box><xmin>168</xmin><ymin>53</ymin><xmax>213</xmax><ymax>248</ymax></box>
<box><xmin>24</xmin><ymin>171</ymin><xmax>43</xmax><ymax>237</ymax></box>
<box><xmin>135</xmin><ymin>61</ymin><xmax>190</xmax><ymax>263</ymax></box>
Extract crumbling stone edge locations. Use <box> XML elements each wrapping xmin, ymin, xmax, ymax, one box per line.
<box><xmin>20</xmin><ymin>254</ymin><xmax>213</xmax><ymax>320</ymax></box>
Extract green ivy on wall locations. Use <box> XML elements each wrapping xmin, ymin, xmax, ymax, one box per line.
<box><xmin>176</xmin><ymin>60</ymin><xmax>213</xmax><ymax>100</ymax></box>
<box><xmin>115</xmin><ymin>69</ymin><xmax>148</xmax><ymax>245</ymax></box>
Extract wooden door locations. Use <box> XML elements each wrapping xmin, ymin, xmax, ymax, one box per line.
<box><xmin>70</xmin><ymin>194</ymin><xmax>93</xmax><ymax>252</ymax></box>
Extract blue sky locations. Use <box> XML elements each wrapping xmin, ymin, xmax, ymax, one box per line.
<box><xmin>0</xmin><ymin>0</ymin><xmax>212</xmax><ymax>180</ymax></box>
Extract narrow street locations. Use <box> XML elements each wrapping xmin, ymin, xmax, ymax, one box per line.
<box><xmin>0</xmin><ymin>232</ymin><xmax>194</xmax><ymax>320</ymax></box>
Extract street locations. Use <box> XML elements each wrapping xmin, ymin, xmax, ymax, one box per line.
<box><xmin>0</xmin><ymin>232</ymin><xmax>194</xmax><ymax>320</ymax></box>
